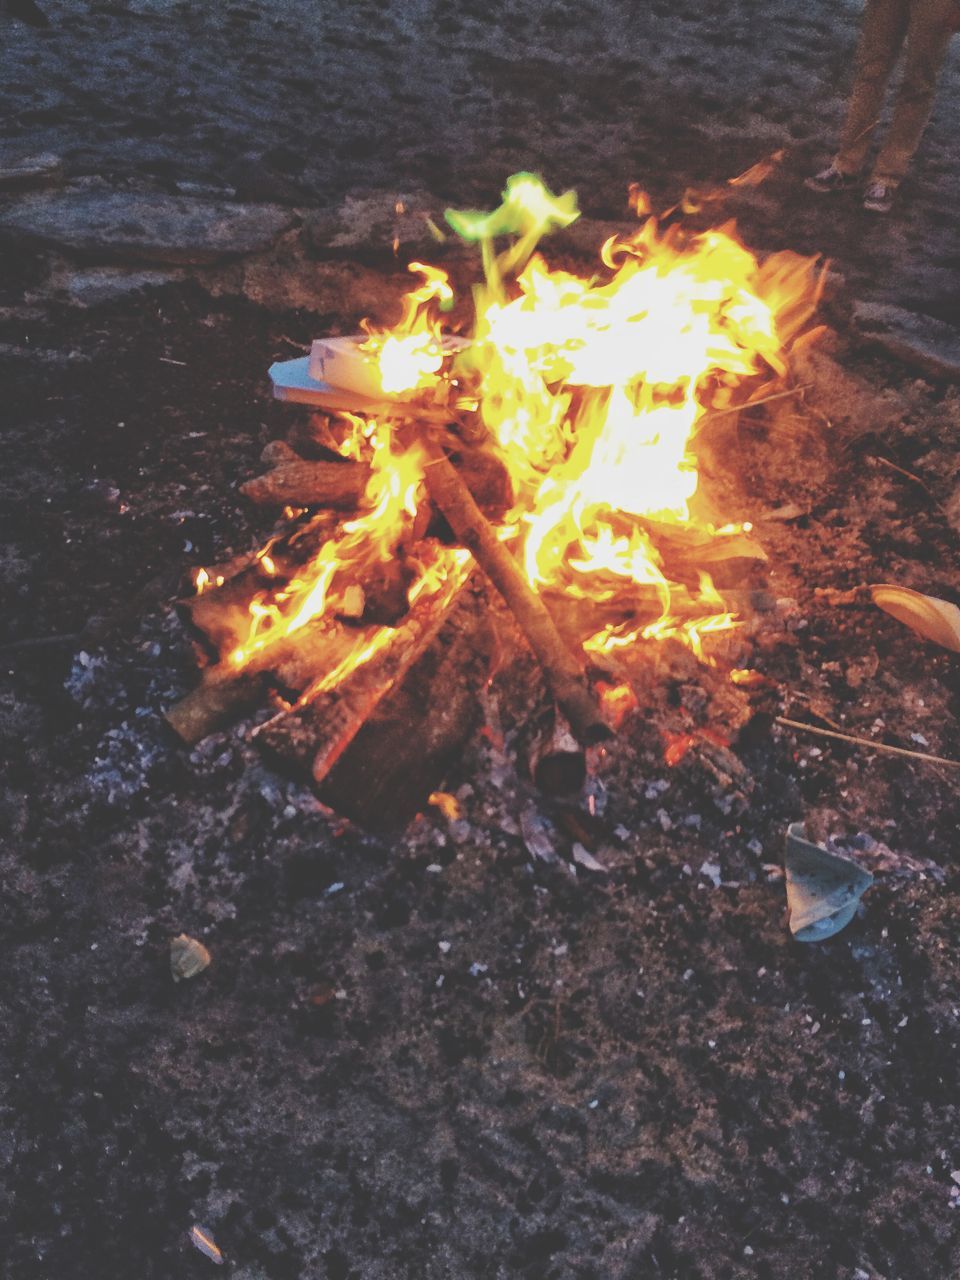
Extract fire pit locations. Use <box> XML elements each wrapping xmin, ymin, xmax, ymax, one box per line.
<box><xmin>165</xmin><ymin>173</ymin><xmax>822</xmax><ymax>820</ymax></box>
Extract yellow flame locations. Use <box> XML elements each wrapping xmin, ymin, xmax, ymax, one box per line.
<box><xmin>361</xmin><ymin>261</ymin><xmax>454</xmax><ymax>396</ymax></box>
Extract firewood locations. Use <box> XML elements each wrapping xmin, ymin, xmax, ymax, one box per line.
<box><xmin>164</xmin><ymin>665</ymin><xmax>268</xmax><ymax>746</ymax></box>
<box><xmin>165</xmin><ymin>609</ymin><xmax>387</xmax><ymax>747</ymax></box>
<box><xmin>316</xmin><ymin>584</ymin><xmax>495</xmax><ymax>828</ymax></box>
<box><xmin>543</xmin><ymin>585</ymin><xmax>775</xmax><ymax>649</ymax></box>
<box><xmin>421</xmin><ymin>439</ymin><xmax>610</xmax><ymax>746</ymax></box>
<box><xmin>178</xmin><ymin>561</ymin><xmax>278</xmax><ymax>660</ymax></box>
<box><xmin>354</xmin><ymin>559</ymin><xmax>419</xmax><ymax>626</ymax></box>
<box><xmin>177</xmin><ymin>514</ymin><xmax>341</xmax><ymax>656</ymax></box>
<box><xmin>255</xmin><ymin>564</ymin><xmax>475</xmax><ymax>784</ymax></box>
<box><xmin>260</xmin><ymin>439</ymin><xmax>302</xmax><ymax>465</ymax></box>
<box><xmin>240</xmin><ymin>460</ymin><xmax>371</xmax><ymax>508</ymax></box>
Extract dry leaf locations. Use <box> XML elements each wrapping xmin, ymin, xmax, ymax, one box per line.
<box><xmin>870</xmin><ymin>584</ymin><xmax>960</xmax><ymax>654</ymax></box>
<box><xmin>784</xmin><ymin>823</ymin><xmax>873</xmax><ymax>942</ymax></box>
<box><xmin>170</xmin><ymin>934</ymin><xmax>211</xmax><ymax>982</ymax></box>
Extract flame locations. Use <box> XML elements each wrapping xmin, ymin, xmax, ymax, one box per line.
<box><xmin>198</xmin><ymin>173</ymin><xmax>819</xmax><ymax>701</ymax></box>
<box><xmin>360</xmin><ymin>261</ymin><xmax>454</xmax><ymax>396</ymax></box>
<box><xmin>222</xmin><ymin>415</ymin><xmax>463</xmax><ymax>675</ymax></box>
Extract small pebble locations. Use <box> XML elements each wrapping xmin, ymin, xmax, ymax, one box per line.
<box><xmin>170</xmin><ymin>934</ymin><xmax>211</xmax><ymax>983</ymax></box>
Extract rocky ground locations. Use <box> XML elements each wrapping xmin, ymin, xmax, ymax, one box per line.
<box><xmin>2</xmin><ymin>3</ymin><xmax>960</xmax><ymax>1279</ymax></box>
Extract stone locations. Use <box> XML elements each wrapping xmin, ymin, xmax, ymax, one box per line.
<box><xmin>0</xmin><ymin>190</ymin><xmax>296</xmax><ymax>265</ymax></box>
<box><xmin>60</xmin><ymin>267</ymin><xmax>182</xmax><ymax>307</ymax></box>
<box><xmin>852</xmin><ymin>301</ymin><xmax>960</xmax><ymax>383</ymax></box>
<box><xmin>222</xmin><ymin>156</ymin><xmax>307</xmax><ymax>205</ymax></box>
<box><xmin>0</xmin><ymin>152</ymin><xmax>63</xmax><ymax>191</ymax></box>
<box><xmin>303</xmin><ymin>189</ymin><xmax>446</xmax><ymax>261</ymax></box>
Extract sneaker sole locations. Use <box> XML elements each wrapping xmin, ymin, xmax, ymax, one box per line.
<box><xmin>804</xmin><ymin>177</ymin><xmax>856</xmax><ymax>194</ymax></box>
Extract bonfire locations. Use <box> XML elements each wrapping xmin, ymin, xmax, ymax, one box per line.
<box><xmin>166</xmin><ymin>173</ymin><xmax>822</xmax><ymax>809</ymax></box>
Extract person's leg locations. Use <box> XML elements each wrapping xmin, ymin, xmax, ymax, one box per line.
<box><xmin>870</xmin><ymin>0</ymin><xmax>955</xmax><ymax>185</ymax></box>
<box><xmin>834</xmin><ymin>0</ymin><xmax>911</xmax><ymax>174</ymax></box>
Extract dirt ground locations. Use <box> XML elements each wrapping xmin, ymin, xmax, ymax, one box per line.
<box><xmin>2</xmin><ymin>3</ymin><xmax>960</xmax><ymax>1279</ymax></box>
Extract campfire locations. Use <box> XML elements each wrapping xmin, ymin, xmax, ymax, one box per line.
<box><xmin>166</xmin><ymin>173</ymin><xmax>822</xmax><ymax>814</ymax></box>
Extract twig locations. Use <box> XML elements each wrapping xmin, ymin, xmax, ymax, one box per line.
<box><xmin>158</xmin><ymin>356</ymin><xmax>188</xmax><ymax>367</ymax></box>
<box><xmin>776</xmin><ymin>715</ymin><xmax>960</xmax><ymax>769</ymax></box>
<box><xmin>0</xmin><ymin>632</ymin><xmax>79</xmax><ymax>654</ymax></box>
<box><xmin>872</xmin><ymin>455</ymin><xmax>951</xmax><ymax>521</ymax></box>
<box><xmin>701</xmin><ymin>384</ymin><xmax>812</xmax><ymax>425</ymax></box>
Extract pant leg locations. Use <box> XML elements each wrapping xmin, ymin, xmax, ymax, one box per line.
<box><xmin>871</xmin><ymin>0</ymin><xmax>956</xmax><ymax>183</ymax></box>
<box><xmin>835</xmin><ymin>0</ymin><xmax>911</xmax><ymax>173</ymax></box>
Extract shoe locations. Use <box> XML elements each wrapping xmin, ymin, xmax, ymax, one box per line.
<box><xmin>804</xmin><ymin>163</ymin><xmax>858</xmax><ymax>194</ymax></box>
<box><xmin>863</xmin><ymin>180</ymin><xmax>895</xmax><ymax>214</ymax></box>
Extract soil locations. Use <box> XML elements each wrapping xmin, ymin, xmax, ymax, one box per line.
<box><xmin>2</xmin><ymin>4</ymin><xmax>960</xmax><ymax>1279</ymax></box>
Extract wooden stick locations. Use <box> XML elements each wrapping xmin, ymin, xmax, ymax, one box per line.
<box><xmin>177</xmin><ymin>514</ymin><xmax>341</xmax><ymax>655</ymax></box>
<box><xmin>240</xmin><ymin>460</ymin><xmax>370</xmax><ymax>508</ymax></box>
<box><xmin>315</xmin><ymin>584</ymin><xmax>495</xmax><ymax>828</ymax></box>
<box><xmin>775</xmin><ymin>716</ymin><xmax>960</xmax><ymax>770</ymax></box>
<box><xmin>699</xmin><ymin>384</ymin><xmax>812</xmax><ymax>426</ymax></box>
<box><xmin>164</xmin><ymin>666</ymin><xmax>267</xmax><ymax>746</ymax></box>
<box><xmin>0</xmin><ymin>632</ymin><xmax>80</xmax><ymax>654</ymax></box>
<box><xmin>422</xmin><ymin>439</ymin><xmax>610</xmax><ymax>746</ymax></box>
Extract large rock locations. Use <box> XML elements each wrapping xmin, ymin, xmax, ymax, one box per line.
<box><xmin>303</xmin><ymin>189</ymin><xmax>446</xmax><ymax>261</ymax></box>
<box><xmin>0</xmin><ymin>152</ymin><xmax>63</xmax><ymax>192</ymax></box>
<box><xmin>60</xmin><ymin>267</ymin><xmax>183</xmax><ymax>307</ymax></box>
<box><xmin>852</xmin><ymin>301</ymin><xmax>960</xmax><ymax>383</ymax></box>
<box><xmin>0</xmin><ymin>189</ymin><xmax>297</xmax><ymax>265</ymax></box>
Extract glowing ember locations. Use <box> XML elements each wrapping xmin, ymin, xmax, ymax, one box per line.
<box><xmin>198</xmin><ymin>172</ymin><xmax>820</xmax><ymax>701</ymax></box>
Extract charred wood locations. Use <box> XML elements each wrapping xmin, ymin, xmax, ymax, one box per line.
<box><xmin>255</xmin><ymin>566</ymin><xmax>474</xmax><ymax>784</ymax></box>
<box><xmin>317</xmin><ymin>584</ymin><xmax>495</xmax><ymax>829</ymax></box>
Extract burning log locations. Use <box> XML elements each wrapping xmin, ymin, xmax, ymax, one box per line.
<box><xmin>256</xmin><ymin>563</ymin><xmax>474</xmax><ymax>785</ymax></box>
<box><xmin>240</xmin><ymin>432</ymin><xmax>512</xmax><ymax>520</ymax></box>
<box><xmin>315</xmin><ymin>584</ymin><xmax>495</xmax><ymax>828</ymax></box>
<box><xmin>167</xmin><ymin>540</ymin><xmax>436</xmax><ymax>745</ymax></box>
<box><xmin>164</xmin><ymin>617</ymin><xmax>364</xmax><ymax>746</ymax></box>
<box><xmin>421</xmin><ymin>438</ymin><xmax>610</xmax><ymax>747</ymax></box>
<box><xmin>176</xmin><ymin>513</ymin><xmax>342</xmax><ymax>657</ymax></box>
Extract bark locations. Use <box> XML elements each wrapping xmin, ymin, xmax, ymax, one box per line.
<box><xmin>164</xmin><ymin>666</ymin><xmax>267</xmax><ymax>746</ymax></box>
<box><xmin>240</xmin><ymin>459</ymin><xmax>370</xmax><ymax>508</ymax></box>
